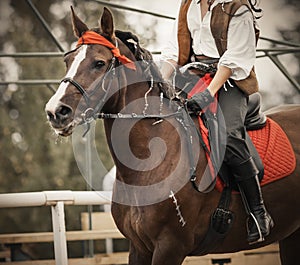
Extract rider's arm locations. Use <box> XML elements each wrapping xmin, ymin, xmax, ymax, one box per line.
<box><xmin>207</xmin><ymin>65</ymin><xmax>232</xmax><ymax>96</ymax></box>
<box><xmin>219</xmin><ymin>6</ymin><xmax>257</xmax><ymax>82</ymax></box>
<box><xmin>208</xmin><ymin>6</ymin><xmax>257</xmax><ymax>96</ymax></box>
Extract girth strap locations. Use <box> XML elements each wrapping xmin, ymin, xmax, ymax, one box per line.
<box><xmin>192</xmin><ymin>185</ymin><xmax>234</xmax><ymax>255</ymax></box>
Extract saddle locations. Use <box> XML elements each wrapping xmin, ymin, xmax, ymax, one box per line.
<box><xmin>184</xmin><ymin>73</ymin><xmax>296</xmax><ymax>193</ymax></box>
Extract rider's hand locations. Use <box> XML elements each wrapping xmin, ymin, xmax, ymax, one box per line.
<box><xmin>186</xmin><ymin>88</ymin><xmax>214</xmax><ymax>112</ymax></box>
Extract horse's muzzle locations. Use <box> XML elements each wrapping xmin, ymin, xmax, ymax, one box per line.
<box><xmin>46</xmin><ymin>103</ymin><xmax>74</xmax><ymax>136</ymax></box>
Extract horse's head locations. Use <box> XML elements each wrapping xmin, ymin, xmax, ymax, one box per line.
<box><xmin>45</xmin><ymin>7</ymin><xmax>136</xmax><ymax>136</ymax></box>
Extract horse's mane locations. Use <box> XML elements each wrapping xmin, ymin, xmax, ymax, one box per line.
<box><xmin>115</xmin><ymin>30</ymin><xmax>175</xmax><ymax>100</ymax></box>
<box><xmin>115</xmin><ymin>30</ymin><xmax>152</xmax><ymax>61</ymax></box>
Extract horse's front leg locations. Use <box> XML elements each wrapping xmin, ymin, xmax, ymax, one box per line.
<box><xmin>151</xmin><ymin>241</ymin><xmax>186</xmax><ymax>265</ymax></box>
<box><xmin>128</xmin><ymin>243</ymin><xmax>152</xmax><ymax>265</ymax></box>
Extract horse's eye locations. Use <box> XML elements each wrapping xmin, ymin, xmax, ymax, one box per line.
<box><xmin>94</xmin><ymin>60</ymin><xmax>105</xmax><ymax>69</ymax></box>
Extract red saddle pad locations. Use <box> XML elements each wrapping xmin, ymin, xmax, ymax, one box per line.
<box><xmin>215</xmin><ymin>118</ymin><xmax>296</xmax><ymax>191</ymax></box>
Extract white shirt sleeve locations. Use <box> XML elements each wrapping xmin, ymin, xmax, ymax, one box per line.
<box><xmin>219</xmin><ymin>6</ymin><xmax>257</xmax><ymax>80</ymax></box>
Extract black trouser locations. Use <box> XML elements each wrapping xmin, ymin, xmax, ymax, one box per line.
<box><xmin>218</xmin><ymin>82</ymin><xmax>273</xmax><ymax>243</ymax></box>
<box><xmin>218</xmin><ymin>81</ymin><xmax>258</xmax><ymax>180</ymax></box>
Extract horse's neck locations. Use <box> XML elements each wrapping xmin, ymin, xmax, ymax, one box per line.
<box><xmin>103</xmin><ymin>60</ymin><xmax>194</xmax><ymax>187</ymax></box>
<box><xmin>104</xmin><ymin>107</ymin><xmax>194</xmax><ymax>195</ymax></box>
<box><xmin>118</xmin><ymin>67</ymin><xmax>162</xmax><ymax>114</ymax></box>
<box><xmin>104</xmin><ymin>71</ymin><xmax>163</xmax><ymax>152</ymax></box>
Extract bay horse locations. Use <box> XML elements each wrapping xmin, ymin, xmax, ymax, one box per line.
<box><xmin>45</xmin><ymin>7</ymin><xmax>300</xmax><ymax>265</ymax></box>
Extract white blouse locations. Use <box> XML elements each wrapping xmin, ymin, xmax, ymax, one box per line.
<box><xmin>161</xmin><ymin>0</ymin><xmax>258</xmax><ymax>81</ymax></box>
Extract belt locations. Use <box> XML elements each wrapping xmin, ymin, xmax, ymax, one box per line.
<box><xmin>192</xmin><ymin>54</ymin><xmax>219</xmax><ymax>64</ymax></box>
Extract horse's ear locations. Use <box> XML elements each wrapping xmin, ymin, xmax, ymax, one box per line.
<box><xmin>70</xmin><ymin>6</ymin><xmax>89</xmax><ymax>38</ymax></box>
<box><xmin>99</xmin><ymin>7</ymin><xmax>114</xmax><ymax>38</ymax></box>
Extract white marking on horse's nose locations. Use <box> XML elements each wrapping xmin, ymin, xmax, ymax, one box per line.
<box><xmin>45</xmin><ymin>45</ymin><xmax>88</xmax><ymax>115</ymax></box>
<box><xmin>45</xmin><ymin>82</ymin><xmax>68</xmax><ymax>118</ymax></box>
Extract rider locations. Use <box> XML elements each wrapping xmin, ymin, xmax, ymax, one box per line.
<box><xmin>160</xmin><ymin>0</ymin><xmax>274</xmax><ymax>244</ymax></box>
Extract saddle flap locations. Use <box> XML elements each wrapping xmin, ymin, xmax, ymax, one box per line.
<box><xmin>246</xmin><ymin>93</ymin><xmax>267</xmax><ymax>130</ymax></box>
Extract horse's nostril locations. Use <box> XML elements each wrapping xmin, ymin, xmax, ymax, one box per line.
<box><xmin>47</xmin><ymin>111</ymin><xmax>55</xmax><ymax>121</ymax></box>
<box><xmin>60</xmin><ymin>106</ymin><xmax>71</xmax><ymax>115</ymax></box>
<box><xmin>55</xmin><ymin>105</ymin><xmax>73</xmax><ymax>120</ymax></box>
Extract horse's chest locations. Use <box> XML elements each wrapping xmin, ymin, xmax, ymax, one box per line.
<box><xmin>114</xmin><ymin>206</ymin><xmax>163</xmax><ymax>242</ymax></box>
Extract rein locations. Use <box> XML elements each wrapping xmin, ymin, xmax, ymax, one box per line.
<box><xmin>96</xmin><ymin>109</ymin><xmax>183</xmax><ymax>121</ymax></box>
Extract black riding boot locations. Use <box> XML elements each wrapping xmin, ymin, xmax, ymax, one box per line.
<box><xmin>233</xmin><ymin>158</ymin><xmax>274</xmax><ymax>244</ymax></box>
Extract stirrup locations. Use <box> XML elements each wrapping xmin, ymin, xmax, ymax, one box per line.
<box><xmin>246</xmin><ymin>212</ymin><xmax>264</xmax><ymax>244</ymax></box>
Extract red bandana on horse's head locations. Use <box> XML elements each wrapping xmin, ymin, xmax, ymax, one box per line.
<box><xmin>77</xmin><ymin>30</ymin><xmax>136</xmax><ymax>70</ymax></box>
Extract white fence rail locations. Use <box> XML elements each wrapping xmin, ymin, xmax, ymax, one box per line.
<box><xmin>0</xmin><ymin>190</ymin><xmax>112</xmax><ymax>208</ymax></box>
<box><xmin>0</xmin><ymin>190</ymin><xmax>112</xmax><ymax>265</ymax></box>
<box><xmin>0</xmin><ymin>190</ymin><xmax>281</xmax><ymax>265</ymax></box>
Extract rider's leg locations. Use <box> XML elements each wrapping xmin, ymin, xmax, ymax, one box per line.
<box><xmin>218</xmin><ymin>83</ymin><xmax>273</xmax><ymax>244</ymax></box>
<box><xmin>231</xmin><ymin>158</ymin><xmax>274</xmax><ymax>243</ymax></box>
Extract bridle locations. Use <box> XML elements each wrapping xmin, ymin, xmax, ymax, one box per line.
<box><xmin>60</xmin><ymin>50</ymin><xmax>118</xmax><ymax>123</ymax></box>
<box><xmin>60</xmin><ymin>30</ymin><xmax>138</xmax><ymax>123</ymax></box>
<box><xmin>60</xmin><ymin>41</ymin><xmax>184</xmax><ymax>122</ymax></box>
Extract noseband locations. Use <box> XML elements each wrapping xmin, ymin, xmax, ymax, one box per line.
<box><xmin>61</xmin><ymin>77</ymin><xmax>90</xmax><ymax>105</ymax></box>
